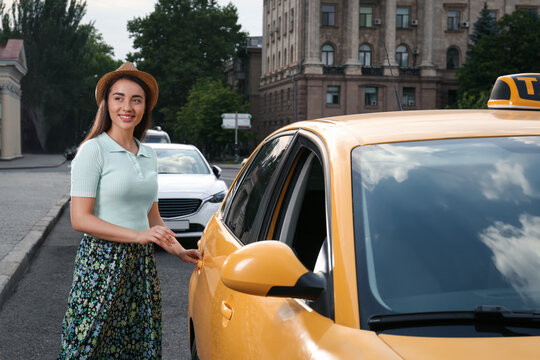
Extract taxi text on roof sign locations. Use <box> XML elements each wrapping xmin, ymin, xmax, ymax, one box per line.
<box><xmin>487</xmin><ymin>73</ymin><xmax>540</xmax><ymax>110</ymax></box>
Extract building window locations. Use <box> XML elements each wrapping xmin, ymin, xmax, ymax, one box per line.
<box><xmin>284</xmin><ymin>48</ymin><xmax>287</xmax><ymax>66</ymax></box>
<box><xmin>287</xmin><ymin>88</ymin><xmax>291</xmax><ymax>109</ymax></box>
<box><xmin>516</xmin><ymin>6</ymin><xmax>538</xmax><ymax>16</ymax></box>
<box><xmin>326</xmin><ymin>86</ymin><xmax>340</xmax><ymax>105</ymax></box>
<box><xmin>396</xmin><ymin>45</ymin><xmax>408</xmax><ymax>67</ymax></box>
<box><xmin>290</xmin><ymin>8</ymin><xmax>294</xmax><ymax>32</ymax></box>
<box><xmin>291</xmin><ymin>45</ymin><xmax>294</xmax><ymax>62</ymax></box>
<box><xmin>403</xmin><ymin>87</ymin><xmax>416</xmax><ymax>107</ymax></box>
<box><xmin>365</xmin><ymin>87</ymin><xmax>377</xmax><ymax>106</ymax></box>
<box><xmin>359</xmin><ymin>44</ymin><xmax>372</xmax><ymax>66</ymax></box>
<box><xmin>447</xmin><ymin>10</ymin><xmax>460</xmax><ymax>31</ymax></box>
<box><xmin>446</xmin><ymin>47</ymin><xmax>459</xmax><ymax>69</ymax></box>
<box><xmin>322</xmin><ymin>5</ymin><xmax>336</xmax><ymax>26</ymax></box>
<box><xmin>322</xmin><ymin>44</ymin><xmax>335</xmax><ymax>66</ymax></box>
<box><xmin>397</xmin><ymin>7</ymin><xmax>409</xmax><ymax>29</ymax></box>
<box><xmin>448</xmin><ymin>89</ymin><xmax>457</xmax><ymax>106</ymax></box>
<box><xmin>487</xmin><ymin>10</ymin><xmax>497</xmax><ymax>20</ymax></box>
<box><xmin>284</xmin><ymin>13</ymin><xmax>288</xmax><ymax>32</ymax></box>
<box><xmin>360</xmin><ymin>7</ymin><xmax>373</xmax><ymax>28</ymax></box>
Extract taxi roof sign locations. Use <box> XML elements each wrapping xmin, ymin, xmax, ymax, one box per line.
<box><xmin>487</xmin><ymin>73</ymin><xmax>540</xmax><ymax>110</ymax></box>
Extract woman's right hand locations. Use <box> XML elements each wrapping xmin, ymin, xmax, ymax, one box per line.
<box><xmin>135</xmin><ymin>226</ymin><xmax>177</xmax><ymax>247</ymax></box>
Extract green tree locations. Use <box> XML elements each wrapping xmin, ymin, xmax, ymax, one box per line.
<box><xmin>175</xmin><ymin>78</ymin><xmax>253</xmax><ymax>159</ymax></box>
<box><xmin>468</xmin><ymin>2</ymin><xmax>499</xmax><ymax>52</ymax></box>
<box><xmin>127</xmin><ymin>0</ymin><xmax>247</xmax><ymax>133</ymax></box>
<box><xmin>0</xmin><ymin>0</ymin><xmax>119</xmax><ymax>152</ymax></box>
<box><xmin>457</xmin><ymin>10</ymin><xmax>540</xmax><ymax>108</ymax></box>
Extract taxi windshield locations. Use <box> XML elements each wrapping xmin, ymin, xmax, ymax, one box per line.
<box><xmin>352</xmin><ymin>137</ymin><xmax>540</xmax><ymax>334</ymax></box>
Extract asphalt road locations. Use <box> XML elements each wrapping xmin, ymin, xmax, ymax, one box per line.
<box><xmin>0</xmin><ymin>164</ymin><xmax>239</xmax><ymax>359</ymax></box>
<box><xmin>0</xmin><ymin>206</ymin><xmax>198</xmax><ymax>359</ymax></box>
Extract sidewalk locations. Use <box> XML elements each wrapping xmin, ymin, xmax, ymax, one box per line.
<box><xmin>0</xmin><ymin>154</ymin><xmax>71</xmax><ymax>309</ymax></box>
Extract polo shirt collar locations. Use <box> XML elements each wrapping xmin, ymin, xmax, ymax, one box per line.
<box><xmin>101</xmin><ymin>132</ymin><xmax>152</xmax><ymax>158</ymax></box>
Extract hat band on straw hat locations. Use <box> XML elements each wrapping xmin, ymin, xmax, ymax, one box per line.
<box><xmin>95</xmin><ymin>62</ymin><xmax>159</xmax><ymax>110</ymax></box>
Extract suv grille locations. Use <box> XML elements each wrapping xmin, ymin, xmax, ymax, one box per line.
<box><xmin>158</xmin><ymin>198</ymin><xmax>202</xmax><ymax>218</ymax></box>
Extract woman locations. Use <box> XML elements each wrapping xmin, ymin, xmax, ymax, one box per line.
<box><xmin>58</xmin><ymin>62</ymin><xmax>201</xmax><ymax>359</ymax></box>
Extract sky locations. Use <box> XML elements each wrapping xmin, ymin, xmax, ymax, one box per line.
<box><xmin>1</xmin><ymin>0</ymin><xmax>262</xmax><ymax>61</ymax></box>
<box><xmin>84</xmin><ymin>0</ymin><xmax>263</xmax><ymax>61</ymax></box>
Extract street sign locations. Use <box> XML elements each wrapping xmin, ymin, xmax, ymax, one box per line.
<box><xmin>221</xmin><ymin>113</ymin><xmax>252</xmax><ymax>129</ymax></box>
<box><xmin>221</xmin><ymin>118</ymin><xmax>251</xmax><ymax>129</ymax></box>
<box><xmin>221</xmin><ymin>113</ymin><xmax>252</xmax><ymax>120</ymax></box>
<box><xmin>221</xmin><ymin>113</ymin><xmax>252</xmax><ymax>163</ymax></box>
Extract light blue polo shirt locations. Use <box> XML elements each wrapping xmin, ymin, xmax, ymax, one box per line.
<box><xmin>70</xmin><ymin>132</ymin><xmax>158</xmax><ymax>232</ymax></box>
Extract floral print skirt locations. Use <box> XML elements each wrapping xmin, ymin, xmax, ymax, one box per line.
<box><xmin>58</xmin><ymin>235</ymin><xmax>162</xmax><ymax>359</ymax></box>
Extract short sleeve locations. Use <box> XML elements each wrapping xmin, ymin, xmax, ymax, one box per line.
<box><xmin>70</xmin><ymin>139</ymin><xmax>103</xmax><ymax>198</ymax></box>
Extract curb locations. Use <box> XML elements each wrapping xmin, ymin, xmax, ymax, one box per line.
<box><xmin>0</xmin><ymin>193</ymin><xmax>71</xmax><ymax>311</ymax></box>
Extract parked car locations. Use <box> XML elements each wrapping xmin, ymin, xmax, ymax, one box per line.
<box><xmin>146</xmin><ymin>143</ymin><xmax>227</xmax><ymax>244</ymax></box>
<box><xmin>144</xmin><ymin>127</ymin><xmax>171</xmax><ymax>143</ymax></box>
<box><xmin>188</xmin><ymin>74</ymin><xmax>540</xmax><ymax>359</ymax></box>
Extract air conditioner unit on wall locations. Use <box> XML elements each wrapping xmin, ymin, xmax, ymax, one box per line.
<box><xmin>461</xmin><ymin>21</ymin><xmax>470</xmax><ymax>28</ymax></box>
<box><xmin>374</xmin><ymin>18</ymin><xmax>382</xmax><ymax>25</ymax></box>
<box><xmin>413</xmin><ymin>49</ymin><xmax>420</xmax><ymax>55</ymax></box>
<box><xmin>370</xmin><ymin>100</ymin><xmax>377</xmax><ymax>106</ymax></box>
<box><xmin>411</xmin><ymin>19</ymin><xmax>418</xmax><ymax>26</ymax></box>
<box><xmin>408</xmin><ymin>100</ymin><xmax>415</xmax><ymax>106</ymax></box>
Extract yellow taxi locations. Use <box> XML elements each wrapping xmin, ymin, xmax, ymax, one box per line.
<box><xmin>188</xmin><ymin>74</ymin><xmax>540</xmax><ymax>359</ymax></box>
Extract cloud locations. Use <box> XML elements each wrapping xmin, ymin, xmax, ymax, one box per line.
<box><xmin>480</xmin><ymin>160</ymin><xmax>538</xmax><ymax>201</ymax></box>
<box><xmin>359</xmin><ymin>144</ymin><xmax>441</xmax><ymax>191</ymax></box>
<box><xmin>480</xmin><ymin>214</ymin><xmax>540</xmax><ymax>306</ymax></box>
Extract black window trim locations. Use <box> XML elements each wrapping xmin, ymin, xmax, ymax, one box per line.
<box><xmin>220</xmin><ymin>130</ymin><xmax>299</xmax><ymax>245</ymax></box>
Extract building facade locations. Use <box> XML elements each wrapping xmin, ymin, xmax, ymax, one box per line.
<box><xmin>258</xmin><ymin>0</ymin><xmax>539</xmax><ymax>141</ymax></box>
<box><xmin>0</xmin><ymin>39</ymin><xmax>27</xmax><ymax>160</ymax></box>
<box><xmin>226</xmin><ymin>36</ymin><xmax>263</xmax><ymax>137</ymax></box>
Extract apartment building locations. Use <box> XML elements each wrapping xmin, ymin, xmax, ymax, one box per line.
<box><xmin>258</xmin><ymin>0</ymin><xmax>539</xmax><ymax>140</ymax></box>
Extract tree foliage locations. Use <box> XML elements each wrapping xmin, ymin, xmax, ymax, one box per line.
<box><xmin>0</xmin><ymin>0</ymin><xmax>120</xmax><ymax>152</ymax></box>
<box><xmin>127</xmin><ymin>0</ymin><xmax>247</xmax><ymax>132</ymax></box>
<box><xmin>175</xmin><ymin>78</ymin><xmax>253</xmax><ymax>159</ymax></box>
<box><xmin>468</xmin><ymin>2</ymin><xmax>499</xmax><ymax>50</ymax></box>
<box><xmin>457</xmin><ymin>10</ymin><xmax>540</xmax><ymax>108</ymax></box>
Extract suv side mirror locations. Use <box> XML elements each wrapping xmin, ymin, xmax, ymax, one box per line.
<box><xmin>212</xmin><ymin>165</ymin><xmax>222</xmax><ymax>179</ymax></box>
<box><xmin>221</xmin><ymin>241</ymin><xmax>325</xmax><ymax>300</ymax></box>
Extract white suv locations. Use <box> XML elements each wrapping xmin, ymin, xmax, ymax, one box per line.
<box><xmin>144</xmin><ymin>127</ymin><xmax>171</xmax><ymax>143</ymax></box>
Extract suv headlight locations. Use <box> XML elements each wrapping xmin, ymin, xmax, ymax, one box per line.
<box><xmin>208</xmin><ymin>190</ymin><xmax>226</xmax><ymax>203</ymax></box>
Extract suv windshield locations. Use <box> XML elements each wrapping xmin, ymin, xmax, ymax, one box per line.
<box><xmin>154</xmin><ymin>148</ymin><xmax>210</xmax><ymax>175</ymax></box>
<box><xmin>352</xmin><ymin>137</ymin><xmax>540</xmax><ymax>336</ymax></box>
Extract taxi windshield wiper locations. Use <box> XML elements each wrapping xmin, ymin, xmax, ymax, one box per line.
<box><xmin>368</xmin><ymin>305</ymin><xmax>540</xmax><ymax>332</ymax></box>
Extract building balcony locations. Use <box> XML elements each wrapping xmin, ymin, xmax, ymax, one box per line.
<box><xmin>361</xmin><ymin>66</ymin><xmax>384</xmax><ymax>76</ymax></box>
<box><xmin>399</xmin><ymin>67</ymin><xmax>421</xmax><ymax>76</ymax></box>
<box><xmin>323</xmin><ymin>65</ymin><xmax>345</xmax><ymax>75</ymax></box>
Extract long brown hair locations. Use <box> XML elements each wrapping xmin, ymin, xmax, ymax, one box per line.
<box><xmin>83</xmin><ymin>75</ymin><xmax>153</xmax><ymax>143</ymax></box>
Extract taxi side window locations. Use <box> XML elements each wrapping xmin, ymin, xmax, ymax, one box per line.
<box><xmin>272</xmin><ymin>149</ymin><xmax>334</xmax><ymax>318</ymax></box>
<box><xmin>275</xmin><ymin>152</ymin><xmax>327</xmax><ymax>271</ymax></box>
<box><xmin>224</xmin><ymin>135</ymin><xmax>293</xmax><ymax>244</ymax></box>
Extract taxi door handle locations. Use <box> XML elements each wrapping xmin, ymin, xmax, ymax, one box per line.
<box><xmin>221</xmin><ymin>301</ymin><xmax>233</xmax><ymax>320</ymax></box>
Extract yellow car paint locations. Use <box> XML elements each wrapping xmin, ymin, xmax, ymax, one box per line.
<box><xmin>189</xmin><ymin>75</ymin><xmax>540</xmax><ymax>359</ymax></box>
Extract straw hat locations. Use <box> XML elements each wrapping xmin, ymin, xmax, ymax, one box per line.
<box><xmin>95</xmin><ymin>62</ymin><xmax>159</xmax><ymax>110</ymax></box>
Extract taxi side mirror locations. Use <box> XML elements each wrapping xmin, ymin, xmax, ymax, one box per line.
<box><xmin>221</xmin><ymin>241</ymin><xmax>325</xmax><ymax>300</ymax></box>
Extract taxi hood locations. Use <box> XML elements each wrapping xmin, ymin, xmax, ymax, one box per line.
<box><xmin>378</xmin><ymin>334</ymin><xmax>540</xmax><ymax>359</ymax></box>
<box><xmin>311</xmin><ymin>324</ymin><xmax>540</xmax><ymax>359</ymax></box>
